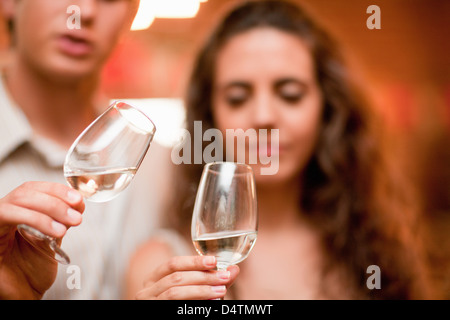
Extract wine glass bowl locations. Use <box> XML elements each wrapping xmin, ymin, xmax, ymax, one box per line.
<box><xmin>191</xmin><ymin>162</ymin><xmax>258</xmax><ymax>271</ymax></box>
<box><xmin>17</xmin><ymin>101</ymin><xmax>156</xmax><ymax>264</ymax></box>
<box><xmin>64</xmin><ymin>101</ymin><xmax>156</xmax><ymax>202</ymax></box>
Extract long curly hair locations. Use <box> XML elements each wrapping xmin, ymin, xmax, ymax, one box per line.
<box><xmin>166</xmin><ymin>0</ymin><xmax>435</xmax><ymax>299</ymax></box>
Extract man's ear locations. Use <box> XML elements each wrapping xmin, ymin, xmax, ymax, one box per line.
<box><xmin>0</xmin><ymin>0</ymin><xmax>16</xmax><ymax>19</ymax></box>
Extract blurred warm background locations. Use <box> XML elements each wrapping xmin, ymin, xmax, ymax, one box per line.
<box><xmin>0</xmin><ymin>0</ymin><xmax>448</xmax><ymax>295</ymax></box>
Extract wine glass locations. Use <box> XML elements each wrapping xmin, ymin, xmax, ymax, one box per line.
<box><xmin>17</xmin><ymin>101</ymin><xmax>156</xmax><ymax>264</ymax></box>
<box><xmin>191</xmin><ymin>162</ymin><xmax>258</xmax><ymax>276</ymax></box>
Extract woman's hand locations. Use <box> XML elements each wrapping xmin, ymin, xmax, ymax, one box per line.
<box><xmin>136</xmin><ymin>255</ymin><xmax>240</xmax><ymax>300</ymax></box>
<box><xmin>0</xmin><ymin>181</ymin><xmax>85</xmax><ymax>299</ymax></box>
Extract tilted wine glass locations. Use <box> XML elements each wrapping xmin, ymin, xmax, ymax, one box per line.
<box><xmin>17</xmin><ymin>101</ymin><xmax>156</xmax><ymax>264</ymax></box>
<box><xmin>191</xmin><ymin>162</ymin><xmax>258</xmax><ymax>276</ymax></box>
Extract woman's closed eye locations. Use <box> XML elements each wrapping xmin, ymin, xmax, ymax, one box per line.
<box><xmin>223</xmin><ymin>83</ymin><xmax>251</xmax><ymax>107</ymax></box>
<box><xmin>275</xmin><ymin>79</ymin><xmax>306</xmax><ymax>104</ymax></box>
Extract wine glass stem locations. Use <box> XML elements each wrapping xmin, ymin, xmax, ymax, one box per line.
<box><xmin>216</xmin><ymin>262</ymin><xmax>228</xmax><ymax>272</ymax></box>
<box><xmin>215</xmin><ymin>265</ymin><xmax>229</xmax><ymax>300</ymax></box>
<box><xmin>17</xmin><ymin>224</ymin><xmax>70</xmax><ymax>264</ymax></box>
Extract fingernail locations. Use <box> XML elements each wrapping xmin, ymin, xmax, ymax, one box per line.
<box><xmin>217</xmin><ymin>271</ymin><xmax>230</xmax><ymax>280</ymax></box>
<box><xmin>68</xmin><ymin>190</ymin><xmax>82</xmax><ymax>203</ymax></box>
<box><xmin>211</xmin><ymin>285</ymin><xmax>226</xmax><ymax>294</ymax></box>
<box><xmin>67</xmin><ymin>208</ymin><xmax>82</xmax><ymax>224</ymax></box>
<box><xmin>204</xmin><ymin>256</ymin><xmax>216</xmax><ymax>267</ymax></box>
<box><xmin>52</xmin><ymin>221</ymin><xmax>66</xmax><ymax>235</ymax></box>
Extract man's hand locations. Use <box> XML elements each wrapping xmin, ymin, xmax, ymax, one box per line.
<box><xmin>0</xmin><ymin>181</ymin><xmax>84</xmax><ymax>299</ymax></box>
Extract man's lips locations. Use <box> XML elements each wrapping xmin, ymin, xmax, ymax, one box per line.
<box><xmin>57</xmin><ymin>34</ymin><xmax>94</xmax><ymax>57</ymax></box>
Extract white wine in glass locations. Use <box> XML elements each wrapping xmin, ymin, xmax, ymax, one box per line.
<box><xmin>191</xmin><ymin>162</ymin><xmax>258</xmax><ymax>272</ymax></box>
<box><xmin>64</xmin><ymin>166</ymin><xmax>137</xmax><ymax>202</ymax></box>
<box><xmin>193</xmin><ymin>230</ymin><xmax>257</xmax><ymax>271</ymax></box>
<box><xmin>17</xmin><ymin>101</ymin><xmax>156</xmax><ymax>264</ymax></box>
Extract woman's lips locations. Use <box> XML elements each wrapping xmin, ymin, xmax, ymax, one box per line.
<box><xmin>57</xmin><ymin>34</ymin><xmax>94</xmax><ymax>57</ymax></box>
<box><xmin>249</xmin><ymin>141</ymin><xmax>284</xmax><ymax>158</ymax></box>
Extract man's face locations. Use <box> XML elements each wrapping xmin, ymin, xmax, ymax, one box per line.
<box><xmin>7</xmin><ymin>0</ymin><xmax>139</xmax><ymax>81</ymax></box>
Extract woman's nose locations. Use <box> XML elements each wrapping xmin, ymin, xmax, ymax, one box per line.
<box><xmin>252</xmin><ymin>92</ymin><xmax>277</xmax><ymax>129</ymax></box>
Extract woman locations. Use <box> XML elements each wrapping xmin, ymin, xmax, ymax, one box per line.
<box><xmin>126</xmin><ymin>0</ymin><xmax>435</xmax><ymax>299</ymax></box>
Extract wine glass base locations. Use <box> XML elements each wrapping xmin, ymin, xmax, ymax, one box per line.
<box><xmin>17</xmin><ymin>224</ymin><xmax>70</xmax><ymax>265</ymax></box>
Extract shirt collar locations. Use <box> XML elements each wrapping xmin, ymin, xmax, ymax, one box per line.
<box><xmin>0</xmin><ymin>75</ymin><xmax>66</xmax><ymax>167</ymax></box>
<box><xmin>0</xmin><ymin>74</ymin><xmax>32</xmax><ymax>163</ymax></box>
<box><xmin>31</xmin><ymin>134</ymin><xmax>67</xmax><ymax>168</ymax></box>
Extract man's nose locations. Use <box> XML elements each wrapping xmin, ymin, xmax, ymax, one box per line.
<box><xmin>78</xmin><ymin>0</ymin><xmax>98</xmax><ymax>25</ymax></box>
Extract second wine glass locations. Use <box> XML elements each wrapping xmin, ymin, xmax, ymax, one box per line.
<box><xmin>191</xmin><ymin>162</ymin><xmax>258</xmax><ymax>273</ymax></box>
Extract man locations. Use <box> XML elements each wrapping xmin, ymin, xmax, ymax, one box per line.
<box><xmin>0</xmin><ymin>0</ymin><xmax>171</xmax><ymax>299</ymax></box>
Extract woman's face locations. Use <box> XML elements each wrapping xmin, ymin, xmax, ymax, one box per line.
<box><xmin>212</xmin><ymin>27</ymin><xmax>323</xmax><ymax>185</ymax></box>
<box><xmin>7</xmin><ymin>0</ymin><xmax>138</xmax><ymax>81</ymax></box>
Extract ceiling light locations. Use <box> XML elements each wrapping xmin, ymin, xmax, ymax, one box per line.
<box><xmin>131</xmin><ymin>0</ymin><xmax>155</xmax><ymax>31</ymax></box>
<box><xmin>153</xmin><ymin>0</ymin><xmax>200</xmax><ymax>19</ymax></box>
<box><xmin>131</xmin><ymin>0</ymin><xmax>204</xmax><ymax>30</ymax></box>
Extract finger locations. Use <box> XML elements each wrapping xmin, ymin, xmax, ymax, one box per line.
<box><xmin>150</xmin><ymin>269</ymin><xmax>232</xmax><ymax>298</ymax></box>
<box><xmin>5</xmin><ymin>185</ymin><xmax>83</xmax><ymax>227</ymax></box>
<box><xmin>18</xmin><ymin>181</ymin><xmax>85</xmax><ymax>212</ymax></box>
<box><xmin>137</xmin><ymin>284</ymin><xmax>227</xmax><ymax>300</ymax></box>
<box><xmin>226</xmin><ymin>265</ymin><xmax>240</xmax><ymax>288</ymax></box>
<box><xmin>0</xmin><ymin>202</ymin><xmax>67</xmax><ymax>238</ymax></box>
<box><xmin>149</xmin><ymin>256</ymin><xmax>217</xmax><ymax>285</ymax></box>
<box><xmin>159</xmin><ymin>284</ymin><xmax>227</xmax><ymax>300</ymax></box>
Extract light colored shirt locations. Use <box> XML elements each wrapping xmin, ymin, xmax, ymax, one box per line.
<box><xmin>0</xmin><ymin>77</ymin><xmax>173</xmax><ymax>299</ymax></box>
